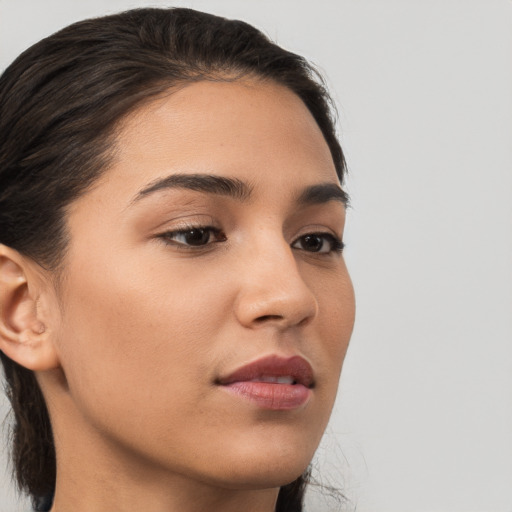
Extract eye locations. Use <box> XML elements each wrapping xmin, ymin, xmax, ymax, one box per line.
<box><xmin>160</xmin><ymin>226</ymin><xmax>226</xmax><ymax>247</ymax></box>
<box><xmin>292</xmin><ymin>233</ymin><xmax>344</xmax><ymax>254</ymax></box>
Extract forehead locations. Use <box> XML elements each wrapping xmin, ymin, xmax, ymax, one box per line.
<box><xmin>68</xmin><ymin>80</ymin><xmax>339</xmax><ymax>225</ymax></box>
<box><xmin>108</xmin><ymin>80</ymin><xmax>337</xmax><ymax>193</ymax></box>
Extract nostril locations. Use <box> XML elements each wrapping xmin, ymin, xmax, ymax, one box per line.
<box><xmin>297</xmin><ymin>316</ymin><xmax>312</xmax><ymax>327</ymax></box>
<box><xmin>254</xmin><ymin>314</ymin><xmax>283</xmax><ymax>323</ymax></box>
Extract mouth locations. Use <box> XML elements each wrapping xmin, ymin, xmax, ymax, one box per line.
<box><xmin>216</xmin><ymin>355</ymin><xmax>314</xmax><ymax>410</ymax></box>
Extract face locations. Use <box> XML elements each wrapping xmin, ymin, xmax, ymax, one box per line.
<box><xmin>49</xmin><ymin>80</ymin><xmax>355</xmax><ymax>488</ymax></box>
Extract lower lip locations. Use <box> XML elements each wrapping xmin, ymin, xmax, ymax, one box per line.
<box><xmin>221</xmin><ymin>382</ymin><xmax>311</xmax><ymax>410</ymax></box>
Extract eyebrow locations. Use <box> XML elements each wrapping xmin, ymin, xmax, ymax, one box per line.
<box><xmin>133</xmin><ymin>173</ymin><xmax>252</xmax><ymax>203</ymax></box>
<box><xmin>297</xmin><ymin>183</ymin><xmax>349</xmax><ymax>207</ymax></box>
<box><xmin>131</xmin><ymin>172</ymin><xmax>348</xmax><ymax>207</ymax></box>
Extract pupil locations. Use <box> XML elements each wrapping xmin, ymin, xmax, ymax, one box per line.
<box><xmin>303</xmin><ymin>235</ymin><xmax>322</xmax><ymax>252</ymax></box>
<box><xmin>185</xmin><ymin>228</ymin><xmax>209</xmax><ymax>246</ymax></box>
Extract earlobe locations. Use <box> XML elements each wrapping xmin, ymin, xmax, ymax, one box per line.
<box><xmin>0</xmin><ymin>245</ymin><xmax>60</xmax><ymax>371</ymax></box>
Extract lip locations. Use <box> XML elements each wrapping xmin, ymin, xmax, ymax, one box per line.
<box><xmin>217</xmin><ymin>355</ymin><xmax>314</xmax><ymax>410</ymax></box>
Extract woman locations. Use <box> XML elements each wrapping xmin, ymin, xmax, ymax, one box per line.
<box><xmin>0</xmin><ymin>7</ymin><xmax>355</xmax><ymax>512</ymax></box>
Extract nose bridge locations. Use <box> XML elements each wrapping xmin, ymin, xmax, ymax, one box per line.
<box><xmin>234</xmin><ymin>228</ymin><xmax>318</xmax><ymax>328</ymax></box>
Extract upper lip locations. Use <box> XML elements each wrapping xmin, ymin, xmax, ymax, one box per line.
<box><xmin>217</xmin><ymin>355</ymin><xmax>315</xmax><ymax>388</ymax></box>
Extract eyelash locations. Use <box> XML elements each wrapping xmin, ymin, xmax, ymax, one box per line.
<box><xmin>292</xmin><ymin>233</ymin><xmax>345</xmax><ymax>255</ymax></box>
<box><xmin>159</xmin><ymin>226</ymin><xmax>227</xmax><ymax>248</ymax></box>
<box><xmin>159</xmin><ymin>225</ymin><xmax>344</xmax><ymax>255</ymax></box>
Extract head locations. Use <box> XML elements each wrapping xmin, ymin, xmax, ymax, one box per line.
<box><xmin>0</xmin><ymin>7</ymin><xmax>354</xmax><ymax>511</ymax></box>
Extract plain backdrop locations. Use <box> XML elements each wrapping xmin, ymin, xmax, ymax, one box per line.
<box><xmin>0</xmin><ymin>1</ymin><xmax>511</xmax><ymax>511</ymax></box>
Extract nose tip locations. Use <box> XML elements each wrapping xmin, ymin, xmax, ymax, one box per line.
<box><xmin>253</xmin><ymin>303</ymin><xmax>317</xmax><ymax>329</ymax></box>
<box><xmin>234</xmin><ymin>251</ymin><xmax>319</xmax><ymax>330</ymax></box>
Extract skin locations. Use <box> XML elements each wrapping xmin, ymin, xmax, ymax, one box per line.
<box><xmin>0</xmin><ymin>79</ymin><xmax>355</xmax><ymax>512</ymax></box>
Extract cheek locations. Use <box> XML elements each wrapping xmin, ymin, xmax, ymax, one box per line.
<box><xmin>328</xmin><ymin>273</ymin><xmax>355</xmax><ymax>358</ymax></box>
<box><xmin>311</xmin><ymin>268</ymin><xmax>355</xmax><ymax>393</ymax></box>
<box><xmin>54</xmin><ymin>254</ymin><xmax>232</xmax><ymax>424</ymax></box>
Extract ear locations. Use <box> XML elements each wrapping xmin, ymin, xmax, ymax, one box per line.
<box><xmin>0</xmin><ymin>244</ymin><xmax>60</xmax><ymax>371</ymax></box>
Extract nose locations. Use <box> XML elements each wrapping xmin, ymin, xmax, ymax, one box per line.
<box><xmin>233</xmin><ymin>235</ymin><xmax>318</xmax><ymax>330</ymax></box>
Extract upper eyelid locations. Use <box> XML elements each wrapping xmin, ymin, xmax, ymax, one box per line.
<box><xmin>161</xmin><ymin>225</ymin><xmax>340</xmax><ymax>238</ymax></box>
<box><xmin>160</xmin><ymin>225</ymin><xmax>223</xmax><ymax>238</ymax></box>
<box><xmin>291</xmin><ymin>232</ymin><xmax>343</xmax><ymax>246</ymax></box>
<box><xmin>159</xmin><ymin>225</ymin><xmax>342</xmax><ymax>252</ymax></box>
<box><xmin>157</xmin><ymin>226</ymin><xmax>226</xmax><ymax>250</ymax></box>
<box><xmin>165</xmin><ymin>223</ymin><xmax>218</xmax><ymax>232</ymax></box>
<box><xmin>150</xmin><ymin>214</ymin><xmax>218</xmax><ymax>232</ymax></box>
<box><xmin>159</xmin><ymin>221</ymin><xmax>341</xmax><ymax>236</ymax></box>
<box><xmin>291</xmin><ymin>223</ymin><xmax>343</xmax><ymax>240</ymax></box>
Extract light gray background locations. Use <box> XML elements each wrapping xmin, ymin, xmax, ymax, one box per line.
<box><xmin>0</xmin><ymin>1</ymin><xmax>511</xmax><ymax>511</ymax></box>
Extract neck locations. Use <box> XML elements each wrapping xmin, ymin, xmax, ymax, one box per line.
<box><xmin>50</xmin><ymin>434</ymin><xmax>280</xmax><ymax>512</ymax></box>
<box><xmin>51</xmin><ymin>476</ymin><xmax>278</xmax><ymax>512</ymax></box>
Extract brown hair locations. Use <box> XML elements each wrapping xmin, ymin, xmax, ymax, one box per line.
<box><xmin>0</xmin><ymin>7</ymin><xmax>347</xmax><ymax>510</ymax></box>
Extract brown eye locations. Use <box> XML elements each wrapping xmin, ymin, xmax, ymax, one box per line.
<box><xmin>161</xmin><ymin>226</ymin><xmax>226</xmax><ymax>247</ymax></box>
<box><xmin>180</xmin><ymin>228</ymin><xmax>211</xmax><ymax>246</ymax></box>
<box><xmin>292</xmin><ymin>233</ymin><xmax>344</xmax><ymax>254</ymax></box>
<box><xmin>300</xmin><ymin>235</ymin><xmax>324</xmax><ymax>252</ymax></box>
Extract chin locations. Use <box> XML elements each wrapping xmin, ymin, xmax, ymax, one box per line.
<box><xmin>204</xmin><ymin>442</ymin><xmax>315</xmax><ymax>490</ymax></box>
<box><xmin>215</xmin><ymin>464</ymin><xmax>309</xmax><ymax>491</ymax></box>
